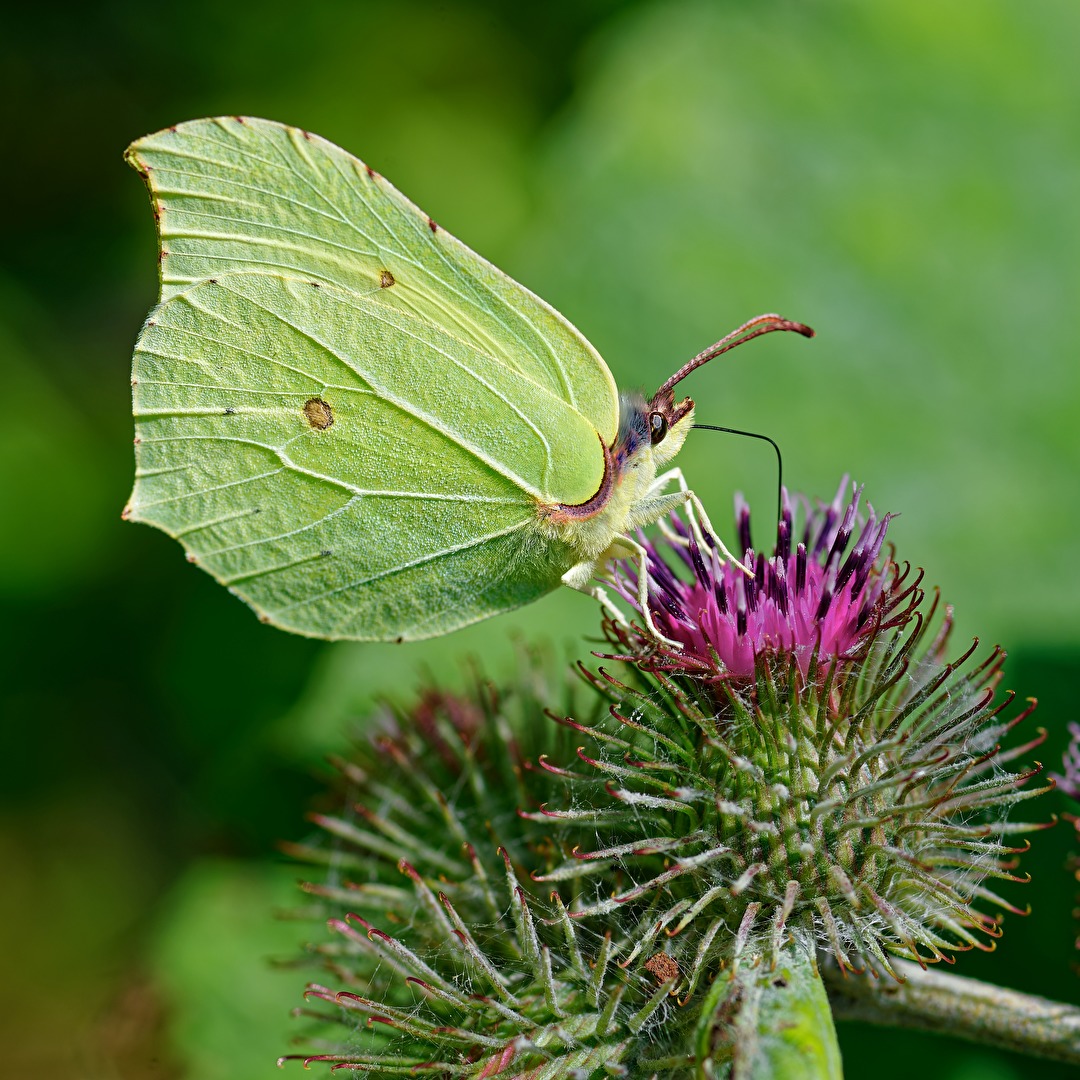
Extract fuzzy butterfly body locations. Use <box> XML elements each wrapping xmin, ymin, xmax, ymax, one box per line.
<box><xmin>126</xmin><ymin>117</ymin><xmax>810</xmax><ymax>641</ymax></box>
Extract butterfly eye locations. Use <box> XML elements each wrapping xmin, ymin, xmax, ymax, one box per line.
<box><xmin>649</xmin><ymin>411</ymin><xmax>668</xmax><ymax>445</ymax></box>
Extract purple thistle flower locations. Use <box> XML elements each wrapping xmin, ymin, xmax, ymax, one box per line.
<box><xmin>1053</xmin><ymin>722</ymin><xmax>1080</xmax><ymax>800</ymax></box>
<box><xmin>611</xmin><ymin>477</ymin><xmax>908</xmax><ymax>680</ymax></box>
<box><xmin>1055</xmin><ymin>725</ymin><xmax>1080</xmax><ymax>965</ymax></box>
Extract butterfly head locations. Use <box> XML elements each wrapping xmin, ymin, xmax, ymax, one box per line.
<box><xmin>644</xmin><ymin>386</ymin><xmax>695</xmax><ymax>467</ymax></box>
<box><xmin>615</xmin><ymin>388</ymin><xmax>695</xmax><ymax>471</ymax></box>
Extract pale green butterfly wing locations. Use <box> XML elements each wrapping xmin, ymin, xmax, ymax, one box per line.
<box><xmin>128</xmin><ymin>272</ymin><xmax>604</xmax><ymax>640</ymax></box>
<box><xmin>126</xmin><ymin>116</ymin><xmax>618</xmax><ymax>443</ymax></box>
<box><xmin>126</xmin><ymin>116</ymin><xmax>624</xmax><ymax>640</ymax></box>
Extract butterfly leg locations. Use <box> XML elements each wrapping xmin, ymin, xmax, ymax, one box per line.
<box><xmin>615</xmin><ymin>533</ymin><xmax>684</xmax><ymax>649</ymax></box>
<box><xmin>561</xmin><ymin>560</ymin><xmax>631</xmax><ymax>628</ymax></box>
<box><xmin>562</xmin><ymin>546</ymin><xmax>682</xmax><ymax>649</ymax></box>
<box><xmin>636</xmin><ymin>470</ymin><xmax>751</xmax><ymax>575</ymax></box>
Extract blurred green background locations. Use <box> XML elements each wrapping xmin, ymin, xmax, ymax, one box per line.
<box><xmin>3</xmin><ymin>0</ymin><xmax>1079</xmax><ymax>1076</ymax></box>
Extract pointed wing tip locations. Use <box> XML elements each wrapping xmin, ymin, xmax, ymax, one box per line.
<box><xmin>123</xmin><ymin>139</ymin><xmax>150</xmax><ymax>177</ymax></box>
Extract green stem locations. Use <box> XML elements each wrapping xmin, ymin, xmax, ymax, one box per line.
<box><xmin>824</xmin><ymin>959</ymin><xmax>1080</xmax><ymax>1065</ymax></box>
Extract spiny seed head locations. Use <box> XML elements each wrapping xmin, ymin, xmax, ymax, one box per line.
<box><xmin>281</xmin><ymin>666</ymin><xmax>698</xmax><ymax>1076</ymax></box>
<box><xmin>533</xmin><ymin>481</ymin><xmax>1050</xmax><ymax>979</ymax></box>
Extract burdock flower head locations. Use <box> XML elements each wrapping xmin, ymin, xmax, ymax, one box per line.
<box><xmin>529</xmin><ymin>480</ymin><xmax>1050</xmax><ymax>981</ymax></box>
<box><xmin>281</xmin><ymin>482</ymin><xmax>1052</xmax><ymax>1076</ymax></box>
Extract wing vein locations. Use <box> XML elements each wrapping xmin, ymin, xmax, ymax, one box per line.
<box><xmin>267</xmin><ymin>520</ymin><xmax>531</xmax><ymax>617</ymax></box>
<box><xmin>227</xmin><ymin>285</ymin><xmax>547</xmax><ymax>497</ymax></box>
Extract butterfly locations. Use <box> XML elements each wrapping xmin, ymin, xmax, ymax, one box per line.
<box><xmin>125</xmin><ymin>117</ymin><xmax>811</xmax><ymax>643</ymax></box>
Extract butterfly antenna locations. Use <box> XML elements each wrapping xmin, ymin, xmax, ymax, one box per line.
<box><xmin>657</xmin><ymin>314</ymin><xmax>814</xmax><ymax>398</ymax></box>
<box><xmin>693</xmin><ymin>424</ymin><xmax>784</xmax><ymax>540</ymax></box>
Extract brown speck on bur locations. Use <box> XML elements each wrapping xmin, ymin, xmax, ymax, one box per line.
<box><xmin>303</xmin><ymin>397</ymin><xmax>334</xmax><ymax>431</ymax></box>
<box><xmin>644</xmin><ymin>953</ymin><xmax>679</xmax><ymax>986</ymax></box>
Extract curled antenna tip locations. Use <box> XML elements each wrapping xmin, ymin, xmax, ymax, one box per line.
<box><xmin>656</xmin><ymin>313</ymin><xmax>816</xmax><ymax>397</ymax></box>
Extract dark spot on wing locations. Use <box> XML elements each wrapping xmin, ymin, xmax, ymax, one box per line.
<box><xmin>379</xmin><ymin>269</ymin><xmax>395</xmax><ymax>288</ymax></box>
<box><xmin>428</xmin><ymin>217</ymin><xmax>438</xmax><ymax>233</ymax></box>
<box><xmin>208</xmin><ymin>277</ymin><xmax>218</xmax><ymax>284</ymax></box>
<box><xmin>168</xmin><ymin>126</ymin><xmax>178</xmax><ymax>134</ymax></box>
<box><xmin>395</xmin><ymin>636</ymin><xmax>404</xmax><ymax>644</ymax></box>
<box><xmin>365</xmin><ymin>164</ymin><xmax>376</xmax><ymax>178</ymax></box>
<box><xmin>320</xmin><ymin>549</ymin><xmax>333</xmax><ymax>557</ymax></box>
<box><xmin>302</xmin><ymin>130</ymin><xmax>312</xmax><ymax>140</ymax></box>
<box><xmin>234</xmin><ymin>116</ymin><xmax>246</xmax><ymax>124</ymax></box>
<box><xmin>224</xmin><ymin>407</ymin><xmax>236</xmax><ymax>415</ymax></box>
<box><xmin>303</xmin><ymin>397</ymin><xmax>334</xmax><ymax>430</ymax></box>
<box><xmin>310</xmin><ymin>281</ymin><xmax>320</xmax><ymax>288</ymax></box>
<box><xmin>185</xmin><ymin>552</ymin><xmax>197</xmax><ymax>564</ymax></box>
